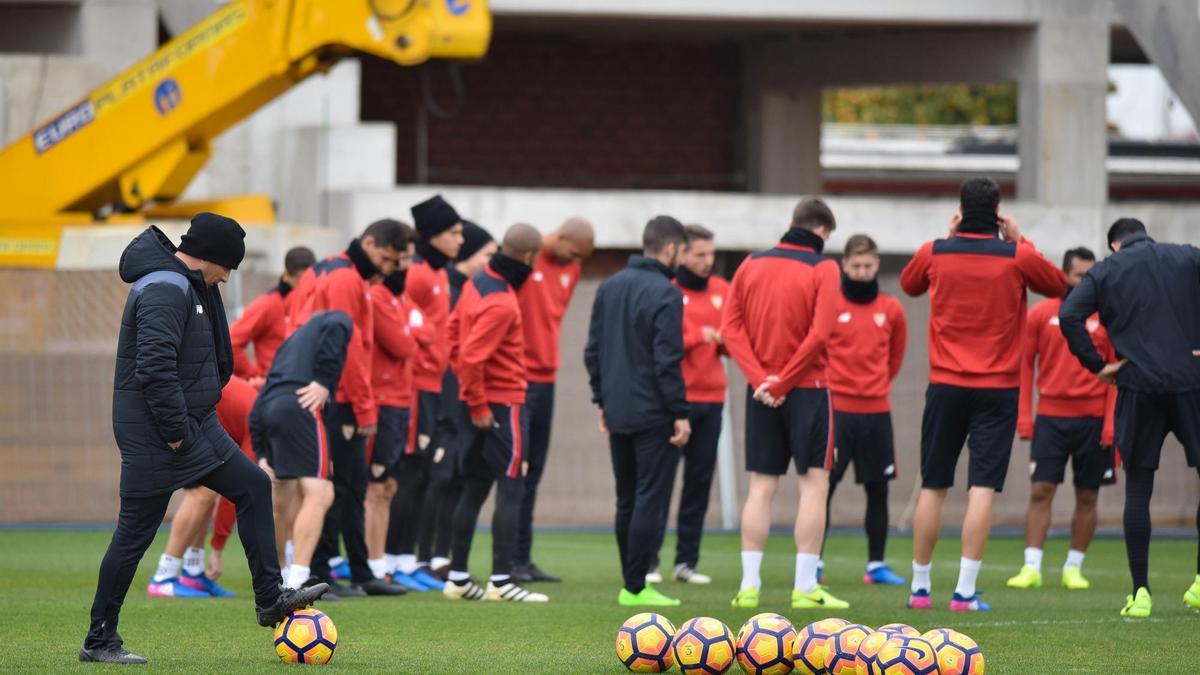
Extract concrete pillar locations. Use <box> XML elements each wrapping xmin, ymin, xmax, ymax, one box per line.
<box><xmin>1017</xmin><ymin>18</ymin><xmax>1109</xmax><ymax>205</ymax></box>
<box><xmin>1113</xmin><ymin>0</ymin><xmax>1200</xmax><ymax>126</ymax></box>
<box><xmin>80</xmin><ymin>0</ymin><xmax>157</xmax><ymax>79</ymax></box>
<box><xmin>744</xmin><ymin>77</ymin><xmax>823</xmax><ymax>195</ymax></box>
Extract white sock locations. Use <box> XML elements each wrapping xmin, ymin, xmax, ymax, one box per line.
<box><xmin>368</xmin><ymin>557</ymin><xmax>389</xmax><ymax>579</ymax></box>
<box><xmin>911</xmin><ymin>561</ymin><xmax>932</xmax><ymax>593</ymax></box>
<box><xmin>431</xmin><ymin>556</ymin><xmax>450</xmax><ymax>570</ymax></box>
<box><xmin>1024</xmin><ymin>547</ymin><xmax>1043</xmax><ymax>572</ymax></box>
<box><xmin>490</xmin><ymin>573</ymin><xmax>512</xmax><ymax>584</ymax></box>
<box><xmin>284</xmin><ymin>564</ymin><xmax>310</xmax><ymax>590</ymax></box>
<box><xmin>795</xmin><ymin>553</ymin><xmax>820</xmax><ymax>594</ymax></box>
<box><xmin>153</xmin><ymin>554</ymin><xmax>182</xmax><ymax>582</ymax></box>
<box><xmin>1064</xmin><ymin>549</ymin><xmax>1085</xmax><ymax>570</ymax></box>
<box><xmin>385</xmin><ymin>554</ymin><xmax>401</xmax><ymax>575</ymax></box>
<box><xmin>955</xmin><ymin>557</ymin><xmax>982</xmax><ymax>598</ymax></box>
<box><xmin>285</xmin><ymin>540</ymin><xmax>295</xmax><ymax>568</ymax></box>
<box><xmin>448</xmin><ymin>570</ymin><xmax>470</xmax><ymax>583</ymax></box>
<box><xmin>740</xmin><ymin>551</ymin><xmax>764</xmax><ymax>591</ymax></box>
<box><xmin>183</xmin><ymin>547</ymin><xmax>205</xmax><ymax>576</ymax></box>
<box><xmin>396</xmin><ymin>554</ymin><xmax>418</xmax><ymax>575</ymax></box>
<box><xmin>866</xmin><ymin>560</ymin><xmax>886</xmax><ymax>572</ymax></box>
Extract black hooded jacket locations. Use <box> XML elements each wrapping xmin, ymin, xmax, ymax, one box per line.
<box><xmin>584</xmin><ymin>255</ymin><xmax>689</xmax><ymax>434</ymax></box>
<box><xmin>112</xmin><ymin>226</ymin><xmax>239</xmax><ymax>497</ymax></box>
<box><xmin>1061</xmin><ymin>233</ymin><xmax>1200</xmax><ymax>392</ymax></box>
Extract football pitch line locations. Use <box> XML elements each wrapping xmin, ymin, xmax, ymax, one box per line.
<box><xmin>963</xmin><ymin>617</ymin><xmax>1165</xmax><ymax>627</ymax></box>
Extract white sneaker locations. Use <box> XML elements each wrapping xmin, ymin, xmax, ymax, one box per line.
<box><xmin>443</xmin><ymin>578</ymin><xmax>486</xmax><ymax>601</ymax></box>
<box><xmin>645</xmin><ymin>568</ymin><xmax>663</xmax><ymax>584</ymax></box>
<box><xmin>674</xmin><ymin>564</ymin><xmax>712</xmax><ymax>585</ymax></box>
<box><xmin>485</xmin><ymin>581</ymin><xmax>548</xmax><ymax>602</ymax></box>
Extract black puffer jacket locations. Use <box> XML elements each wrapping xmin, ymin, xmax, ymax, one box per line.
<box><xmin>112</xmin><ymin>226</ymin><xmax>238</xmax><ymax>497</ymax></box>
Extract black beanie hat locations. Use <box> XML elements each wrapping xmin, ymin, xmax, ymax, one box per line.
<box><xmin>411</xmin><ymin>195</ymin><xmax>461</xmax><ymax>239</ymax></box>
<box><xmin>456</xmin><ymin>220</ymin><xmax>494</xmax><ymax>262</ymax></box>
<box><xmin>178</xmin><ymin>212</ymin><xmax>246</xmax><ymax>270</ymax></box>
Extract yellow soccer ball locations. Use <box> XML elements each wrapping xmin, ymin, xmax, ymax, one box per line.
<box><xmin>674</xmin><ymin>617</ymin><xmax>736</xmax><ymax>674</ymax></box>
<box><xmin>273</xmin><ymin>608</ymin><xmax>337</xmax><ymax>665</ymax></box>
<box><xmin>615</xmin><ymin>613</ymin><xmax>677</xmax><ymax>673</ymax></box>
<box><xmin>735</xmin><ymin>612</ymin><xmax>797</xmax><ymax>675</ymax></box>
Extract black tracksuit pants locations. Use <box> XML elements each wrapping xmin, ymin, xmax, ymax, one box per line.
<box><xmin>516</xmin><ymin>380</ymin><xmax>555</xmax><ymax>566</ymax></box>
<box><xmin>311</xmin><ymin>403</ymin><xmax>372</xmax><ymax>584</ymax></box>
<box><xmin>611</xmin><ymin>423</ymin><xmax>680</xmax><ymax>594</ymax></box>
<box><xmin>673</xmin><ymin>403</ymin><xmax>722</xmax><ymax>568</ymax></box>
<box><xmin>86</xmin><ymin>451</ymin><xmax>279</xmax><ymax>649</ymax></box>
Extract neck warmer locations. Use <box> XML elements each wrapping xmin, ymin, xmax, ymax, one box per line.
<box><xmin>957</xmin><ymin>206</ymin><xmax>1000</xmax><ymax>235</ymax></box>
<box><xmin>346</xmin><ymin>238</ymin><xmax>380</xmax><ymax>280</ymax></box>
<box><xmin>841</xmin><ymin>274</ymin><xmax>879</xmax><ymax>304</ymax></box>
<box><xmin>489</xmin><ymin>253</ymin><xmax>533</xmax><ymax>290</ymax></box>
<box><xmin>781</xmin><ymin>227</ymin><xmax>825</xmax><ymax>254</ymax></box>
<box><xmin>383</xmin><ymin>269</ymin><xmax>407</xmax><ymax>296</ymax></box>
<box><xmin>276</xmin><ymin>279</ymin><xmax>293</xmax><ymax>298</ymax></box>
<box><xmin>675</xmin><ymin>265</ymin><xmax>709</xmax><ymax>291</ymax></box>
<box><xmin>415</xmin><ymin>239</ymin><xmax>450</xmax><ymax>270</ymax></box>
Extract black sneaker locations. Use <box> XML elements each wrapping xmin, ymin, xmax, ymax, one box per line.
<box><xmin>79</xmin><ymin>645</ymin><xmax>148</xmax><ymax>665</ymax></box>
<box><xmin>525</xmin><ymin>562</ymin><xmax>562</xmax><ymax>583</ymax></box>
<box><xmin>256</xmin><ymin>583</ymin><xmax>329</xmax><ymax>627</ymax></box>
<box><xmin>331</xmin><ymin>581</ymin><xmax>367</xmax><ymax>598</ymax></box>
<box><xmin>511</xmin><ymin>564</ymin><xmax>534</xmax><ymax>583</ymax></box>
<box><xmin>355</xmin><ymin>578</ymin><xmax>408</xmax><ymax>596</ymax></box>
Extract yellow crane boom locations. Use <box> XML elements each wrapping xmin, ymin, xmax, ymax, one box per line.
<box><xmin>0</xmin><ymin>0</ymin><xmax>490</xmax><ymax>265</ymax></box>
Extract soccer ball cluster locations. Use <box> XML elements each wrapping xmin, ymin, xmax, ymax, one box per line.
<box><xmin>616</xmin><ymin>613</ymin><xmax>984</xmax><ymax>674</ymax></box>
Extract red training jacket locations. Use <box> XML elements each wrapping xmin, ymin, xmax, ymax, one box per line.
<box><xmin>675</xmin><ymin>275</ymin><xmax>730</xmax><ymax>404</ymax></box>
<box><xmin>827</xmin><ymin>290</ymin><xmax>907</xmax><ymax>414</ymax></box>
<box><xmin>900</xmin><ymin>233</ymin><xmax>1067</xmax><ymax>388</ymax></box>
<box><xmin>229</xmin><ymin>283</ymin><xmax>291</xmax><ymax>378</ymax></box>
<box><xmin>288</xmin><ymin>253</ymin><xmax>377</xmax><ymax>427</ymax></box>
<box><xmin>210</xmin><ymin>376</ymin><xmax>258</xmax><ymax>551</ymax></box>
<box><xmin>453</xmin><ymin>266</ymin><xmax>527</xmax><ymax>418</ymax></box>
<box><xmin>370</xmin><ymin>283</ymin><xmax>420</xmax><ymax>409</ymax></box>
<box><xmin>519</xmin><ymin>249</ymin><xmax>582</xmax><ymax>383</ymax></box>
<box><xmin>1018</xmin><ymin>297</ymin><xmax>1116</xmax><ymax>444</ymax></box>
<box><xmin>722</xmin><ymin>243</ymin><xmax>840</xmax><ymax>397</ymax></box>
<box><xmin>407</xmin><ymin>259</ymin><xmax>451</xmax><ymax>393</ymax></box>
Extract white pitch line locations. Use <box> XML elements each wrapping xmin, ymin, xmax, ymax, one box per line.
<box><xmin>960</xmin><ymin>617</ymin><xmax>1166</xmax><ymax>627</ymax></box>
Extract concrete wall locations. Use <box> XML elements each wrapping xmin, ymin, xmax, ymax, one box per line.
<box><xmin>325</xmin><ymin>185</ymin><xmax>1200</xmax><ymax>254</ymax></box>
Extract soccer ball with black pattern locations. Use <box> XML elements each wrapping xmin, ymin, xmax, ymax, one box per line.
<box><xmin>272</xmin><ymin>608</ymin><xmax>338</xmax><ymax>665</ymax></box>
<box><xmin>735</xmin><ymin>612</ymin><xmax>797</xmax><ymax>675</ymax></box>
<box><xmin>876</xmin><ymin>623</ymin><xmax>921</xmax><ymax>638</ymax></box>
<box><xmin>871</xmin><ymin>635</ymin><xmax>939</xmax><ymax>675</ymax></box>
<box><xmin>854</xmin><ymin>630</ymin><xmax>895</xmax><ymax>675</ymax></box>
<box><xmin>824</xmin><ymin>623</ymin><xmax>873</xmax><ymax>675</ymax></box>
<box><xmin>793</xmin><ymin>617</ymin><xmax>851</xmax><ymax>675</ymax></box>
<box><xmin>615</xmin><ymin>612</ymin><xmax>677</xmax><ymax>673</ymax></box>
<box><xmin>673</xmin><ymin>617</ymin><xmax>736</xmax><ymax>674</ymax></box>
<box><xmin>921</xmin><ymin>627</ymin><xmax>985</xmax><ymax>675</ymax></box>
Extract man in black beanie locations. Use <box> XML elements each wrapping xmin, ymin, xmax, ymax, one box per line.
<box><xmin>384</xmin><ymin>195</ymin><xmax>465</xmax><ymax>589</ymax></box>
<box><xmin>83</xmin><ymin>214</ymin><xmax>328</xmax><ymax>664</ymax></box>
<box><xmin>415</xmin><ymin>219</ymin><xmax>496</xmax><ymax>579</ymax></box>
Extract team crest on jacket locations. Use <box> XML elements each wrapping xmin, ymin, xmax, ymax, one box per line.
<box><xmin>874</xmin><ymin>312</ymin><xmax>886</xmax><ymax>327</ymax></box>
<box><xmin>1049</xmin><ymin>316</ymin><xmax>1061</xmax><ymax>326</ymax></box>
<box><xmin>837</xmin><ymin>311</ymin><xmax>852</xmax><ymax>323</ymax></box>
<box><xmin>560</xmin><ymin>273</ymin><xmax>571</xmax><ymax>288</ymax></box>
<box><xmin>712</xmin><ymin>295</ymin><xmax>723</xmax><ymax>309</ymax></box>
<box><xmin>195</xmin><ymin>304</ymin><xmax>204</xmax><ymax>315</ymax></box>
<box><xmin>682</xmin><ymin>295</ymin><xmax>689</xmax><ymax>305</ymax></box>
<box><xmin>533</xmin><ymin>271</ymin><xmax>544</xmax><ymax>282</ymax></box>
<box><xmin>1086</xmin><ymin>318</ymin><xmax>1100</xmax><ymax>333</ymax></box>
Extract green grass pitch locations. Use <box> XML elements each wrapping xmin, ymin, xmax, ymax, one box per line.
<box><xmin>2</xmin><ymin>529</ymin><xmax>1197</xmax><ymax>672</ymax></box>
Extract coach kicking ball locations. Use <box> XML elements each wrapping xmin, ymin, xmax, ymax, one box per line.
<box><xmin>80</xmin><ymin>214</ymin><xmax>328</xmax><ymax>665</ymax></box>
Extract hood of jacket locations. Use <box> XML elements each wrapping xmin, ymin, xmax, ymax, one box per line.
<box><xmin>119</xmin><ymin>226</ymin><xmax>201</xmax><ymax>286</ymax></box>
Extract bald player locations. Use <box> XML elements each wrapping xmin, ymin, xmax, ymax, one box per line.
<box><xmin>443</xmin><ymin>224</ymin><xmax>548</xmax><ymax>603</ymax></box>
<box><xmin>513</xmin><ymin>218</ymin><xmax>594</xmax><ymax>583</ymax></box>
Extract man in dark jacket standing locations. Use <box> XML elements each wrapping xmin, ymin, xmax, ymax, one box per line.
<box><xmin>585</xmin><ymin>215</ymin><xmax>691</xmax><ymax>607</ymax></box>
<box><xmin>83</xmin><ymin>215</ymin><xmax>327</xmax><ymax>664</ymax></box>
<box><xmin>1060</xmin><ymin>217</ymin><xmax>1200</xmax><ymax>619</ymax></box>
